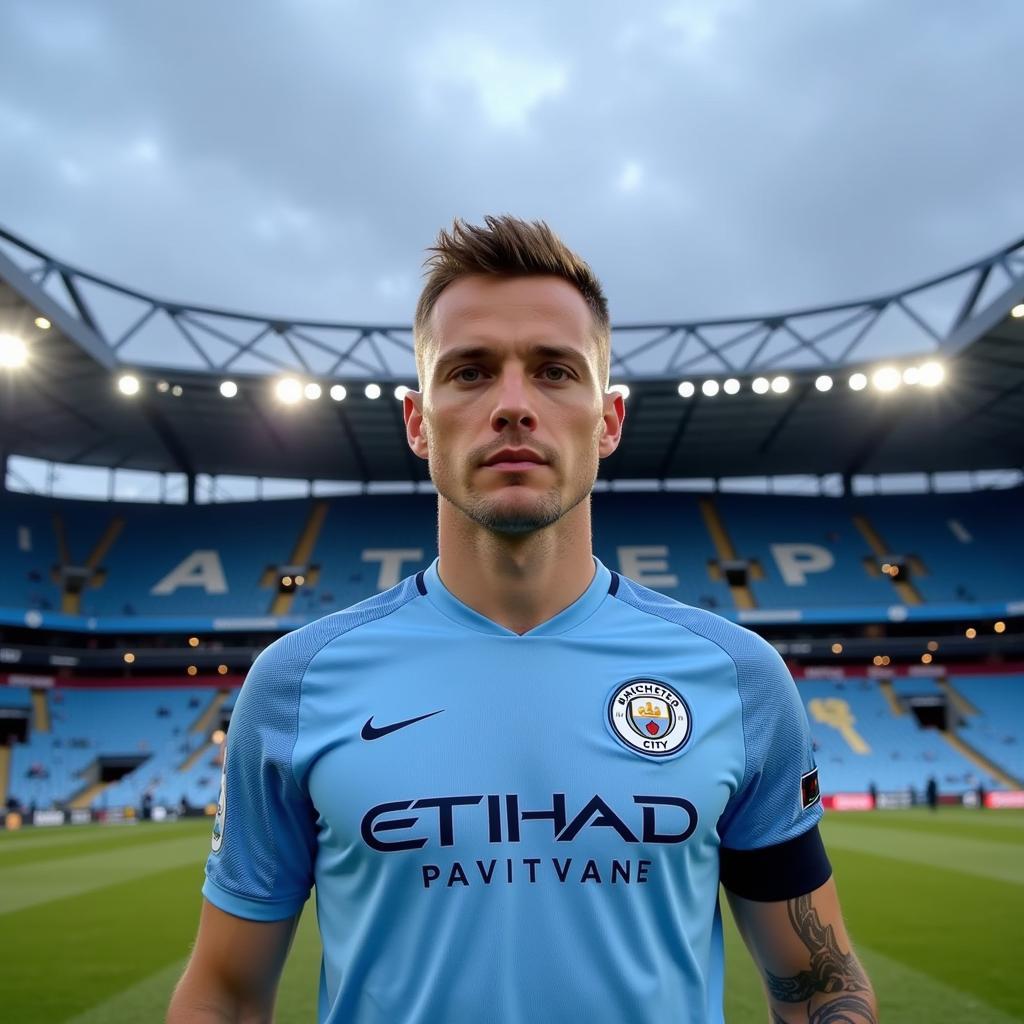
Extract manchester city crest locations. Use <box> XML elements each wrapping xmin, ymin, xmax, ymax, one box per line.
<box><xmin>608</xmin><ymin>679</ymin><xmax>692</xmax><ymax>758</ymax></box>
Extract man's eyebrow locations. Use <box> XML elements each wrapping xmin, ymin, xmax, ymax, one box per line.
<box><xmin>433</xmin><ymin>344</ymin><xmax>587</xmax><ymax>374</ymax></box>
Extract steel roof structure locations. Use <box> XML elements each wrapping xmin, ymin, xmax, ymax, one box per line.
<box><xmin>1</xmin><ymin>225</ymin><xmax>1022</xmax><ymax>489</ymax></box>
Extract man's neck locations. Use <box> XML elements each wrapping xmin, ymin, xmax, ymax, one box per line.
<box><xmin>436</xmin><ymin>498</ymin><xmax>596</xmax><ymax>636</ymax></box>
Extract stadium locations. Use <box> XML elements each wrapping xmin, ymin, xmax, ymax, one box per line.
<box><xmin>1</xmin><ymin>222</ymin><xmax>1022</xmax><ymax>1022</ymax></box>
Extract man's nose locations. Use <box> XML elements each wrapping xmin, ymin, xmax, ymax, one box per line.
<box><xmin>490</xmin><ymin>369</ymin><xmax>537</xmax><ymax>432</ymax></box>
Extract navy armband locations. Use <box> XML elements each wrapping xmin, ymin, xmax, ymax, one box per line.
<box><xmin>719</xmin><ymin>824</ymin><xmax>832</xmax><ymax>901</ymax></box>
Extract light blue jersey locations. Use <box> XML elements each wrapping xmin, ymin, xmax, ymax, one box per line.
<box><xmin>204</xmin><ymin>556</ymin><xmax>828</xmax><ymax>1024</ymax></box>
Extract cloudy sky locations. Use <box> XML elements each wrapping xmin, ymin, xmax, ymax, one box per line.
<box><xmin>2</xmin><ymin>0</ymin><xmax>1023</xmax><ymax>327</ymax></box>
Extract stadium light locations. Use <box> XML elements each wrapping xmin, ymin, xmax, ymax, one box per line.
<box><xmin>701</xmin><ymin>380</ymin><xmax>719</xmax><ymax>397</ymax></box>
<box><xmin>849</xmin><ymin>372</ymin><xmax>868</xmax><ymax>391</ymax></box>
<box><xmin>123</xmin><ymin>652</ymin><xmax>135</xmax><ymax>664</ymax></box>
<box><xmin>831</xmin><ymin>643</ymin><xmax>843</xmax><ymax>654</ymax></box>
<box><xmin>171</xmin><ymin>384</ymin><xmax>183</xmax><ymax>397</ymax></box>
<box><xmin>304</xmin><ymin>382</ymin><xmax>322</xmax><ymax>401</ymax></box>
<box><xmin>921</xmin><ymin>653</ymin><xmax>933</xmax><ymax>664</ymax></box>
<box><xmin>814</xmin><ymin>375</ymin><xmax>833</xmax><ymax>392</ymax></box>
<box><xmin>217</xmin><ymin>664</ymin><xmax>229</xmax><ymax>675</ymax></box>
<box><xmin>770</xmin><ymin>376</ymin><xmax>790</xmax><ymax>394</ymax></box>
<box><xmin>965</xmin><ymin>627</ymin><xmax>977</xmax><ymax>639</ymax></box>
<box><xmin>609</xmin><ymin>383</ymin><xmax>630</xmax><ymax>399</ymax></box>
<box><xmin>723</xmin><ymin>378</ymin><xmax>740</xmax><ymax>395</ymax></box>
<box><xmin>994</xmin><ymin>621</ymin><xmax>1006</xmax><ymax>634</ymax></box>
<box><xmin>751</xmin><ymin>377</ymin><xmax>770</xmax><ymax>395</ymax></box>
<box><xmin>872</xmin><ymin>366</ymin><xmax>901</xmax><ymax>392</ymax></box>
<box><xmin>117</xmin><ymin>373</ymin><xmax>141</xmax><ymax>396</ymax></box>
<box><xmin>394</xmin><ymin>385</ymin><xmax>411</xmax><ymax>401</ymax></box>
<box><xmin>34</xmin><ymin>316</ymin><xmax>51</xmax><ymax>330</ymax></box>
<box><xmin>0</xmin><ymin>333</ymin><xmax>28</xmax><ymax>369</ymax></box>
<box><xmin>902</xmin><ymin>366</ymin><xmax>921</xmax><ymax>385</ymax></box>
<box><xmin>219</xmin><ymin>380</ymin><xmax>238</xmax><ymax>398</ymax></box>
<box><xmin>156</xmin><ymin>380</ymin><xmax>169</xmax><ymax>393</ymax></box>
<box><xmin>330</xmin><ymin>384</ymin><xmax>347</xmax><ymax>401</ymax></box>
<box><xmin>365</xmin><ymin>383</ymin><xmax>381</xmax><ymax>399</ymax></box>
<box><xmin>677</xmin><ymin>381</ymin><xmax>695</xmax><ymax>398</ymax></box>
<box><xmin>1012</xmin><ymin>303</ymin><xmax>1024</xmax><ymax>318</ymax></box>
<box><xmin>212</xmin><ymin>728</ymin><xmax>226</xmax><ymax>743</ymax></box>
<box><xmin>275</xmin><ymin>377</ymin><xmax>303</xmax><ymax>404</ymax></box>
<box><xmin>919</xmin><ymin>361</ymin><xmax>945</xmax><ymax>387</ymax></box>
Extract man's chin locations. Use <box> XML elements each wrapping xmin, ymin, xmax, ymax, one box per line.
<box><xmin>465</xmin><ymin>493</ymin><xmax>564</xmax><ymax>535</ymax></box>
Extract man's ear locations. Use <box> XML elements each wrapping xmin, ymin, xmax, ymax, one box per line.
<box><xmin>404</xmin><ymin>391</ymin><xmax>429</xmax><ymax>461</ymax></box>
<box><xmin>598</xmin><ymin>390</ymin><xmax>626</xmax><ymax>459</ymax></box>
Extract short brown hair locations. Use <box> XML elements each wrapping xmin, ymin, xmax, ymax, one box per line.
<box><xmin>413</xmin><ymin>214</ymin><xmax>611</xmax><ymax>389</ymax></box>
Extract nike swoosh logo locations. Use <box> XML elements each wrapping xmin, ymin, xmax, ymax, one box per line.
<box><xmin>361</xmin><ymin>709</ymin><xmax>445</xmax><ymax>740</ymax></box>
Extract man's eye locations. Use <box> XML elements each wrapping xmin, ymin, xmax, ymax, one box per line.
<box><xmin>542</xmin><ymin>365</ymin><xmax>572</xmax><ymax>381</ymax></box>
<box><xmin>453</xmin><ymin>367</ymin><xmax>484</xmax><ymax>383</ymax></box>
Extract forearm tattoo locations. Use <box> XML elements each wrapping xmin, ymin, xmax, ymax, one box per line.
<box><xmin>764</xmin><ymin>895</ymin><xmax>876</xmax><ymax>1023</ymax></box>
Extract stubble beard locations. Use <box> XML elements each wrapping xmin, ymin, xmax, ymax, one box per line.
<box><xmin>430</xmin><ymin>451</ymin><xmax>596</xmax><ymax>536</ymax></box>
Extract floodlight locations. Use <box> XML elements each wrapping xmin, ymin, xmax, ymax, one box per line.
<box><xmin>34</xmin><ymin>316</ymin><xmax>51</xmax><ymax>330</ymax></box>
<box><xmin>919</xmin><ymin>361</ymin><xmax>945</xmax><ymax>387</ymax></box>
<box><xmin>304</xmin><ymin>382</ymin><xmax>322</xmax><ymax>401</ymax></box>
<box><xmin>1012</xmin><ymin>303</ymin><xmax>1024</xmax><ymax>319</ymax></box>
<box><xmin>701</xmin><ymin>380</ymin><xmax>719</xmax><ymax>397</ymax></box>
<box><xmin>849</xmin><ymin>372</ymin><xmax>868</xmax><ymax>391</ymax></box>
<box><xmin>365</xmin><ymin>383</ymin><xmax>381</xmax><ymax>399</ymax></box>
<box><xmin>171</xmin><ymin>385</ymin><xmax>183</xmax><ymax>397</ymax></box>
<box><xmin>276</xmin><ymin>377</ymin><xmax>303</xmax><ymax>404</ymax></box>
<box><xmin>0</xmin><ymin>333</ymin><xmax>28</xmax><ymax>369</ymax></box>
<box><xmin>156</xmin><ymin>381</ymin><xmax>170</xmax><ymax>393</ymax></box>
<box><xmin>330</xmin><ymin>384</ymin><xmax>347</xmax><ymax>401</ymax></box>
<box><xmin>609</xmin><ymin>383</ymin><xmax>630</xmax><ymax>399</ymax></box>
<box><xmin>723</xmin><ymin>378</ymin><xmax>740</xmax><ymax>395</ymax></box>
<box><xmin>902</xmin><ymin>366</ymin><xmax>921</xmax><ymax>385</ymax></box>
<box><xmin>394</xmin><ymin>385</ymin><xmax>410</xmax><ymax>401</ymax></box>
<box><xmin>677</xmin><ymin>381</ymin><xmax>695</xmax><ymax>398</ymax></box>
<box><xmin>219</xmin><ymin>380</ymin><xmax>238</xmax><ymax>398</ymax></box>
<box><xmin>117</xmin><ymin>373</ymin><xmax>141</xmax><ymax>396</ymax></box>
<box><xmin>872</xmin><ymin>366</ymin><xmax>901</xmax><ymax>392</ymax></box>
<box><xmin>751</xmin><ymin>377</ymin><xmax>770</xmax><ymax>395</ymax></box>
<box><xmin>814</xmin><ymin>375</ymin><xmax>833</xmax><ymax>392</ymax></box>
<box><xmin>770</xmin><ymin>376</ymin><xmax>790</xmax><ymax>394</ymax></box>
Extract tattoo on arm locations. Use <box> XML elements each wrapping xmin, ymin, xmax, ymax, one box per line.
<box><xmin>764</xmin><ymin>895</ymin><xmax>876</xmax><ymax>1023</ymax></box>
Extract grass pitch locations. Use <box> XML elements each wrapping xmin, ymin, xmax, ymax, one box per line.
<box><xmin>1</xmin><ymin>808</ymin><xmax>1021</xmax><ymax>1022</ymax></box>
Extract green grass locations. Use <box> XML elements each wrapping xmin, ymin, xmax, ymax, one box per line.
<box><xmin>2</xmin><ymin>809</ymin><xmax>1022</xmax><ymax>1022</ymax></box>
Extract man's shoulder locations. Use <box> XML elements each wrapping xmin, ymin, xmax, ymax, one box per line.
<box><xmin>245</xmin><ymin>573</ymin><xmax>424</xmax><ymax>689</ymax></box>
<box><xmin>612</xmin><ymin>572</ymin><xmax>780</xmax><ymax>669</ymax></box>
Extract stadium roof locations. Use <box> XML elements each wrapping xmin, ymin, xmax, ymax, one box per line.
<box><xmin>1</xmin><ymin>226</ymin><xmax>1022</xmax><ymax>485</ymax></box>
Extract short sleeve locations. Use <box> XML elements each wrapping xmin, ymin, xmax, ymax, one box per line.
<box><xmin>716</xmin><ymin>636</ymin><xmax>830</xmax><ymax>899</ymax></box>
<box><xmin>202</xmin><ymin>636</ymin><xmax>318</xmax><ymax>921</ymax></box>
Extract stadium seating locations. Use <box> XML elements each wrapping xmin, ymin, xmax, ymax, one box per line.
<box><xmin>801</xmin><ymin>674</ymin><xmax>1022</xmax><ymax>794</ymax></box>
<box><xmin>5</xmin><ymin>686</ymin><xmax>219</xmax><ymax>811</ymax></box>
<box><xmin>1</xmin><ymin>488</ymin><xmax>1021</xmax><ymax>622</ymax></box>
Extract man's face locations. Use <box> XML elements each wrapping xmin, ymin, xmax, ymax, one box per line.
<box><xmin>405</xmin><ymin>274</ymin><xmax>624</xmax><ymax>536</ymax></box>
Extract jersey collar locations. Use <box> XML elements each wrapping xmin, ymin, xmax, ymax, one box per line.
<box><xmin>420</xmin><ymin>555</ymin><xmax>612</xmax><ymax>637</ymax></box>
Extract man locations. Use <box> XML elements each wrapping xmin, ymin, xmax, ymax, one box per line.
<box><xmin>168</xmin><ymin>215</ymin><xmax>877</xmax><ymax>1023</ymax></box>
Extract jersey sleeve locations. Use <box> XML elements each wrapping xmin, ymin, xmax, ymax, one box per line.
<box><xmin>716</xmin><ymin>634</ymin><xmax>831</xmax><ymax>901</ymax></box>
<box><xmin>202</xmin><ymin>635</ymin><xmax>318</xmax><ymax>921</ymax></box>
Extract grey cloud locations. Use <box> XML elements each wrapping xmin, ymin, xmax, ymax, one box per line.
<box><xmin>0</xmin><ymin>0</ymin><xmax>1021</xmax><ymax>329</ymax></box>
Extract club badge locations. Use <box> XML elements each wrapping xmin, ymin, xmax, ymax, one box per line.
<box><xmin>608</xmin><ymin>679</ymin><xmax>692</xmax><ymax>758</ymax></box>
